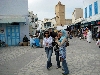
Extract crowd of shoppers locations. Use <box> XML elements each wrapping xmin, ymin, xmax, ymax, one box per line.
<box><xmin>68</xmin><ymin>26</ymin><xmax>100</xmax><ymax>48</ymax></box>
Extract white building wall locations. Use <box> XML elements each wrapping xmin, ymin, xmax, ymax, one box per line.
<box><xmin>72</xmin><ymin>13</ymin><xmax>75</xmax><ymax>24</ymax></box>
<box><xmin>83</xmin><ymin>0</ymin><xmax>100</xmax><ymax>18</ymax></box>
<box><xmin>0</xmin><ymin>0</ymin><xmax>28</xmax><ymax>16</ymax></box>
<box><xmin>20</xmin><ymin>23</ymin><xmax>29</xmax><ymax>42</ymax></box>
<box><xmin>0</xmin><ymin>0</ymin><xmax>29</xmax><ymax>43</ymax></box>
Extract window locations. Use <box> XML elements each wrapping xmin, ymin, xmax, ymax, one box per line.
<box><xmin>94</xmin><ymin>1</ymin><xmax>98</xmax><ymax>14</ymax></box>
<box><xmin>35</xmin><ymin>18</ymin><xmax>38</xmax><ymax>22</ymax></box>
<box><xmin>89</xmin><ymin>4</ymin><xmax>92</xmax><ymax>17</ymax></box>
<box><xmin>85</xmin><ymin>7</ymin><xmax>87</xmax><ymax>18</ymax></box>
<box><xmin>31</xmin><ymin>18</ymin><xmax>34</xmax><ymax>22</ymax></box>
<box><xmin>44</xmin><ymin>25</ymin><xmax>46</xmax><ymax>28</ymax></box>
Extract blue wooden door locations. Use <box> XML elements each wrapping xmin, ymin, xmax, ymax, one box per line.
<box><xmin>6</xmin><ymin>25</ymin><xmax>20</xmax><ymax>46</ymax></box>
<box><xmin>0</xmin><ymin>34</ymin><xmax>5</xmax><ymax>42</ymax></box>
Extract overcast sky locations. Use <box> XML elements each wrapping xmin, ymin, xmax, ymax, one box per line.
<box><xmin>28</xmin><ymin>0</ymin><xmax>83</xmax><ymax>20</ymax></box>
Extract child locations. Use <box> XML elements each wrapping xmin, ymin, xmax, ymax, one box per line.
<box><xmin>30</xmin><ymin>35</ymin><xmax>36</xmax><ymax>48</ymax></box>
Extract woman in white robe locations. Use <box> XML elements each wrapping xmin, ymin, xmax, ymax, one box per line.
<box><xmin>87</xmin><ymin>30</ymin><xmax>92</xmax><ymax>43</ymax></box>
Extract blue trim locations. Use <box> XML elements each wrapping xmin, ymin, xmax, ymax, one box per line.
<box><xmin>85</xmin><ymin>7</ymin><xmax>87</xmax><ymax>18</ymax></box>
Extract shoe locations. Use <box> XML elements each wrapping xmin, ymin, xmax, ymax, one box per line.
<box><xmin>47</xmin><ymin>67</ymin><xmax>50</xmax><ymax>70</ymax></box>
<box><xmin>50</xmin><ymin>63</ymin><xmax>52</xmax><ymax>67</ymax></box>
<box><xmin>62</xmin><ymin>68</ymin><xmax>64</xmax><ymax>71</ymax></box>
<box><xmin>99</xmin><ymin>46</ymin><xmax>100</xmax><ymax>48</ymax></box>
<box><xmin>62</xmin><ymin>73</ymin><xmax>69</xmax><ymax>75</ymax></box>
<box><xmin>56</xmin><ymin>66</ymin><xmax>61</xmax><ymax>69</ymax></box>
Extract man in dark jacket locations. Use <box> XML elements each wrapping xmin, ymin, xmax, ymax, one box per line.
<box><xmin>23</xmin><ymin>35</ymin><xmax>28</xmax><ymax>42</ymax></box>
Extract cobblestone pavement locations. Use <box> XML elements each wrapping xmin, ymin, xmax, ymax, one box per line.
<box><xmin>0</xmin><ymin>38</ymin><xmax>100</xmax><ymax>75</ymax></box>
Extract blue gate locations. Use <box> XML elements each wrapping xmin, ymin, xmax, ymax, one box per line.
<box><xmin>0</xmin><ymin>34</ymin><xmax>5</xmax><ymax>42</ymax></box>
<box><xmin>6</xmin><ymin>25</ymin><xmax>20</xmax><ymax>46</ymax></box>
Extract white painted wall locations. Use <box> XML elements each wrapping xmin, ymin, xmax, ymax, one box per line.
<box><xmin>83</xmin><ymin>0</ymin><xmax>100</xmax><ymax>18</ymax></box>
<box><xmin>0</xmin><ymin>0</ymin><xmax>28</xmax><ymax>16</ymax></box>
<box><xmin>20</xmin><ymin>23</ymin><xmax>29</xmax><ymax>42</ymax></box>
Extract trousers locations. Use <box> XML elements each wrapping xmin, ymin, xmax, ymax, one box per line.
<box><xmin>45</xmin><ymin>47</ymin><xmax>53</xmax><ymax>68</ymax></box>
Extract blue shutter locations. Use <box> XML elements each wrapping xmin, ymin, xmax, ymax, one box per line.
<box><xmin>89</xmin><ymin>4</ymin><xmax>92</xmax><ymax>17</ymax></box>
<box><xmin>85</xmin><ymin>7</ymin><xmax>87</xmax><ymax>18</ymax></box>
<box><xmin>94</xmin><ymin>1</ymin><xmax>98</xmax><ymax>14</ymax></box>
<box><xmin>96</xmin><ymin>1</ymin><xmax>98</xmax><ymax>14</ymax></box>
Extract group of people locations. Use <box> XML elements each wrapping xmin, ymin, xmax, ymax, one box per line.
<box><xmin>27</xmin><ymin>30</ymin><xmax>44</xmax><ymax>48</ymax></box>
<box><xmin>28</xmin><ymin>29</ymin><xmax>69</xmax><ymax>75</ymax></box>
<box><xmin>43</xmin><ymin>29</ymin><xmax>69</xmax><ymax>75</ymax></box>
<box><xmin>70</xmin><ymin>27</ymin><xmax>100</xmax><ymax>48</ymax></box>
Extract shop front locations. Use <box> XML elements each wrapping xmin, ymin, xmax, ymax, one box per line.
<box><xmin>0</xmin><ymin>17</ymin><xmax>28</xmax><ymax>46</ymax></box>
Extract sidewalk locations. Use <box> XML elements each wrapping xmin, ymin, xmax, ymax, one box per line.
<box><xmin>0</xmin><ymin>38</ymin><xmax>100</xmax><ymax>75</ymax></box>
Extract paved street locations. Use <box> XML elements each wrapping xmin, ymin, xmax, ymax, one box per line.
<box><xmin>0</xmin><ymin>38</ymin><xmax>100</xmax><ymax>75</ymax></box>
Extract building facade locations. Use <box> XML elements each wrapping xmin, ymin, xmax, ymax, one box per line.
<box><xmin>28</xmin><ymin>11</ymin><xmax>38</xmax><ymax>35</ymax></box>
<box><xmin>83</xmin><ymin>0</ymin><xmax>100</xmax><ymax>21</ymax></box>
<box><xmin>72</xmin><ymin>8</ymin><xmax>83</xmax><ymax>24</ymax></box>
<box><xmin>41</xmin><ymin>18</ymin><xmax>56</xmax><ymax>30</ymax></box>
<box><xmin>65</xmin><ymin>19</ymin><xmax>72</xmax><ymax>25</ymax></box>
<box><xmin>0</xmin><ymin>0</ymin><xmax>29</xmax><ymax>46</ymax></box>
<box><xmin>55</xmin><ymin>1</ymin><xmax>65</xmax><ymax>26</ymax></box>
<box><xmin>83</xmin><ymin>0</ymin><xmax>100</xmax><ymax>32</ymax></box>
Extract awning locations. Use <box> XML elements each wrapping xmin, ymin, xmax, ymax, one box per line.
<box><xmin>81</xmin><ymin>20</ymin><xmax>88</xmax><ymax>24</ymax></box>
<box><xmin>91</xmin><ymin>21</ymin><xmax>96</xmax><ymax>25</ymax></box>
<box><xmin>0</xmin><ymin>17</ymin><xmax>26</xmax><ymax>23</ymax></box>
<box><xmin>81</xmin><ymin>25</ymin><xmax>84</xmax><ymax>27</ymax></box>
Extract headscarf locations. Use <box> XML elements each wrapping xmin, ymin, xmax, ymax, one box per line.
<box><xmin>59</xmin><ymin>29</ymin><xmax>67</xmax><ymax>42</ymax></box>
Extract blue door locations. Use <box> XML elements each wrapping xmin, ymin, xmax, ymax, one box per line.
<box><xmin>0</xmin><ymin>34</ymin><xmax>5</xmax><ymax>42</ymax></box>
<box><xmin>6</xmin><ymin>25</ymin><xmax>20</xmax><ymax>46</ymax></box>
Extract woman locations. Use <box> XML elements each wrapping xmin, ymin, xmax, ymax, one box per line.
<box><xmin>54</xmin><ymin>32</ymin><xmax>61</xmax><ymax>69</ymax></box>
<box><xmin>87</xmin><ymin>30</ymin><xmax>92</xmax><ymax>43</ymax></box>
<box><xmin>83</xmin><ymin>30</ymin><xmax>87</xmax><ymax>39</ymax></box>
<box><xmin>55</xmin><ymin>30</ymin><xmax>69</xmax><ymax>75</ymax></box>
<box><xmin>43</xmin><ymin>31</ymin><xmax>53</xmax><ymax>69</ymax></box>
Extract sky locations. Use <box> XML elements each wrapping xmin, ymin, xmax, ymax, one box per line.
<box><xmin>28</xmin><ymin>0</ymin><xmax>83</xmax><ymax>20</ymax></box>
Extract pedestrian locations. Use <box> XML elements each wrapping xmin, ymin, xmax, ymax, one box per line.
<box><xmin>29</xmin><ymin>35</ymin><xmax>36</xmax><ymax>48</ymax></box>
<box><xmin>43</xmin><ymin>31</ymin><xmax>53</xmax><ymax>69</ymax></box>
<box><xmin>83</xmin><ymin>29</ymin><xmax>87</xmax><ymax>39</ymax></box>
<box><xmin>87</xmin><ymin>30</ymin><xmax>92</xmax><ymax>43</ymax></box>
<box><xmin>39</xmin><ymin>31</ymin><xmax>43</xmax><ymax>48</ymax></box>
<box><xmin>52</xmin><ymin>31</ymin><xmax>61</xmax><ymax>69</ymax></box>
<box><xmin>35</xmin><ymin>31</ymin><xmax>40</xmax><ymax>47</ymax></box>
<box><xmin>55</xmin><ymin>30</ymin><xmax>69</xmax><ymax>75</ymax></box>
<box><xmin>96</xmin><ymin>31</ymin><xmax>100</xmax><ymax>48</ymax></box>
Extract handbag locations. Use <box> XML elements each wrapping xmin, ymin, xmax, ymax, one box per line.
<box><xmin>65</xmin><ymin>41</ymin><xmax>69</xmax><ymax>47</ymax></box>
